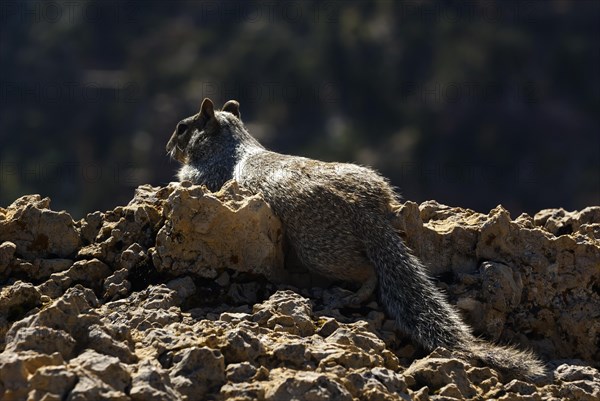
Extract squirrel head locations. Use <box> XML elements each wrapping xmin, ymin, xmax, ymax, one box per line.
<box><xmin>166</xmin><ymin>98</ymin><xmax>245</xmax><ymax>164</ymax></box>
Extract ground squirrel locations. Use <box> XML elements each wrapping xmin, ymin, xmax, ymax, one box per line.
<box><xmin>166</xmin><ymin>98</ymin><xmax>546</xmax><ymax>380</ymax></box>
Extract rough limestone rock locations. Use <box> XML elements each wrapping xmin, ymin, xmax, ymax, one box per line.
<box><xmin>0</xmin><ymin>281</ymin><xmax>42</xmax><ymax>350</ymax></box>
<box><xmin>0</xmin><ymin>241</ymin><xmax>16</xmax><ymax>276</ymax></box>
<box><xmin>76</xmin><ymin>185</ymin><xmax>167</xmax><ymax>266</ymax></box>
<box><xmin>0</xmin><ymin>195</ymin><xmax>80</xmax><ymax>259</ymax></box>
<box><xmin>153</xmin><ymin>180</ymin><xmax>285</xmax><ymax>280</ymax></box>
<box><xmin>394</xmin><ymin>200</ymin><xmax>600</xmax><ymax>361</ymax></box>
<box><xmin>0</xmin><ymin>183</ymin><xmax>599</xmax><ymax>400</ymax></box>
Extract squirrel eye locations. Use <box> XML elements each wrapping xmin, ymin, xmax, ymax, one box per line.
<box><xmin>176</xmin><ymin>123</ymin><xmax>188</xmax><ymax>136</ymax></box>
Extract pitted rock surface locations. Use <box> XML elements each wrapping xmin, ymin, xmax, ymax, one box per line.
<box><xmin>0</xmin><ymin>183</ymin><xmax>598</xmax><ymax>400</ymax></box>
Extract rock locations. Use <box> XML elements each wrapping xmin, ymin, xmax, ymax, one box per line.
<box><xmin>5</xmin><ymin>285</ymin><xmax>98</xmax><ymax>337</ymax></box>
<box><xmin>103</xmin><ymin>268</ymin><xmax>131</xmax><ymax>301</ymax></box>
<box><xmin>0</xmin><ymin>188</ymin><xmax>599</xmax><ymax>401</ymax></box>
<box><xmin>438</xmin><ymin>382</ymin><xmax>465</xmax><ymax>399</ymax></box>
<box><xmin>342</xmin><ymin>367</ymin><xmax>410</xmax><ymax>400</ymax></box>
<box><xmin>169</xmin><ymin>346</ymin><xmax>225</xmax><ymax>399</ymax></box>
<box><xmin>480</xmin><ymin>261</ymin><xmax>523</xmax><ymax>313</ymax></box>
<box><xmin>219</xmin><ymin>311</ymin><xmax>252</xmax><ymax>323</ymax></box>
<box><xmin>220</xmin><ymin>382</ymin><xmax>266</xmax><ymax>401</ymax></box>
<box><xmin>272</xmin><ymin>342</ymin><xmax>307</xmax><ymax>367</ymax></box>
<box><xmin>505</xmin><ymin>379</ymin><xmax>537</xmax><ymax>395</ymax></box>
<box><xmin>166</xmin><ymin>276</ymin><xmax>197</xmax><ymax>302</ymax></box>
<box><xmin>37</xmin><ymin>258</ymin><xmax>112</xmax><ymax>298</ymax></box>
<box><xmin>119</xmin><ymin>243</ymin><xmax>148</xmax><ymax>271</ymax></box>
<box><xmin>11</xmin><ymin>258</ymin><xmax>73</xmax><ymax>281</ymax></box>
<box><xmin>404</xmin><ymin>352</ymin><xmax>477</xmax><ymax>399</ymax></box>
<box><xmin>0</xmin><ymin>281</ymin><xmax>41</xmax><ymax>321</ymax></box>
<box><xmin>265</xmin><ymin>369</ymin><xmax>353</xmax><ymax>401</ymax></box>
<box><xmin>326</xmin><ymin>322</ymin><xmax>387</xmax><ymax>355</ymax></box>
<box><xmin>477</xmin><ymin>261</ymin><xmax>524</xmax><ymax>340</ymax></box>
<box><xmin>226</xmin><ymin>361</ymin><xmax>258</xmax><ymax>383</ymax></box>
<box><xmin>533</xmin><ymin>206</ymin><xmax>600</xmax><ymax>237</ymax></box>
<box><xmin>5</xmin><ymin>326</ymin><xmax>76</xmax><ymax>358</ymax></box>
<box><xmin>0</xmin><ymin>195</ymin><xmax>80</xmax><ymax>259</ymax></box>
<box><xmin>552</xmin><ymin>364</ymin><xmax>600</xmax><ymax>401</ymax></box>
<box><xmin>0</xmin><ymin>281</ymin><xmax>42</xmax><ymax>349</ymax></box>
<box><xmin>86</xmin><ymin>323</ymin><xmax>137</xmax><ymax>364</ymax></box>
<box><xmin>130</xmin><ymin>359</ymin><xmax>181</xmax><ymax>401</ymax></box>
<box><xmin>153</xmin><ymin>181</ymin><xmax>285</xmax><ymax>279</ymax></box>
<box><xmin>393</xmin><ymin>200</ymin><xmax>483</xmax><ymax>275</ymax></box>
<box><xmin>79</xmin><ymin>211</ymin><xmax>104</xmax><ymax>244</ymax></box>
<box><xmin>554</xmin><ymin>363</ymin><xmax>600</xmax><ymax>382</ymax></box>
<box><xmin>102</xmin><ymin>243</ymin><xmax>150</xmax><ymax>301</ymax></box>
<box><xmin>70</xmin><ymin>349</ymin><xmax>131</xmax><ymax>393</ymax></box>
<box><xmin>0</xmin><ymin>350</ymin><xmax>65</xmax><ymax>400</ymax></box>
<box><xmin>220</xmin><ymin>325</ymin><xmax>265</xmax><ymax>364</ymax></box>
<box><xmin>77</xmin><ymin>185</ymin><xmax>166</xmax><ymax>265</ymax></box>
<box><xmin>317</xmin><ymin>316</ymin><xmax>340</xmax><ymax>337</ymax></box>
<box><xmin>252</xmin><ymin>290</ymin><xmax>315</xmax><ymax>337</ymax></box>
<box><xmin>394</xmin><ymin>201</ymin><xmax>600</xmax><ymax>362</ymax></box>
<box><xmin>556</xmin><ymin>381</ymin><xmax>600</xmax><ymax>401</ymax></box>
<box><xmin>3</xmin><ymin>285</ymin><xmax>137</xmax><ymax>368</ymax></box>
<box><xmin>28</xmin><ymin>365</ymin><xmax>78</xmax><ymax>400</ymax></box>
<box><xmin>66</xmin><ymin>372</ymin><xmax>130</xmax><ymax>401</ymax></box>
<box><xmin>101</xmin><ymin>284</ymin><xmax>184</xmax><ymax>335</ymax></box>
<box><xmin>0</xmin><ymin>241</ymin><xmax>16</xmax><ymax>277</ymax></box>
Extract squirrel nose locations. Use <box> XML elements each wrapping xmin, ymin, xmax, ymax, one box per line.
<box><xmin>166</xmin><ymin>132</ymin><xmax>176</xmax><ymax>152</ymax></box>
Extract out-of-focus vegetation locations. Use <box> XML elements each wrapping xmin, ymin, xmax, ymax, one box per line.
<box><xmin>1</xmin><ymin>0</ymin><xmax>598</xmax><ymax>218</ymax></box>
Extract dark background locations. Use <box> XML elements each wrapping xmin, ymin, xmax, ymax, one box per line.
<box><xmin>1</xmin><ymin>0</ymin><xmax>599</xmax><ymax>219</ymax></box>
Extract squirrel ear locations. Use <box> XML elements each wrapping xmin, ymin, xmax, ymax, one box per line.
<box><xmin>199</xmin><ymin>98</ymin><xmax>215</xmax><ymax>119</ymax></box>
<box><xmin>222</xmin><ymin>100</ymin><xmax>241</xmax><ymax>119</ymax></box>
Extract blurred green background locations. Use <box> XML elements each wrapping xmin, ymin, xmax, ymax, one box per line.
<box><xmin>1</xmin><ymin>0</ymin><xmax>598</xmax><ymax>218</ymax></box>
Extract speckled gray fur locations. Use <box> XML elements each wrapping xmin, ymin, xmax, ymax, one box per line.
<box><xmin>166</xmin><ymin>98</ymin><xmax>546</xmax><ymax>380</ymax></box>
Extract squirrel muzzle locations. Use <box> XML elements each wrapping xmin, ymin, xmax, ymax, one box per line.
<box><xmin>166</xmin><ymin>131</ymin><xmax>186</xmax><ymax>163</ymax></box>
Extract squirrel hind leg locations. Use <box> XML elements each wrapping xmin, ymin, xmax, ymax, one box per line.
<box><xmin>345</xmin><ymin>268</ymin><xmax>377</xmax><ymax>306</ymax></box>
<box><xmin>326</xmin><ymin>263</ymin><xmax>377</xmax><ymax>308</ymax></box>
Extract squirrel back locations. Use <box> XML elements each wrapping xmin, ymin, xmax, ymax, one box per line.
<box><xmin>166</xmin><ymin>98</ymin><xmax>546</xmax><ymax>381</ymax></box>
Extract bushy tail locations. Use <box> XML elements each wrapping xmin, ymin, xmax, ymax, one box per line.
<box><xmin>363</xmin><ymin>220</ymin><xmax>546</xmax><ymax>380</ymax></box>
<box><xmin>468</xmin><ymin>341</ymin><xmax>547</xmax><ymax>381</ymax></box>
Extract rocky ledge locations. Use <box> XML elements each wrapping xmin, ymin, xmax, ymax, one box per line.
<box><xmin>0</xmin><ymin>181</ymin><xmax>598</xmax><ymax>401</ymax></box>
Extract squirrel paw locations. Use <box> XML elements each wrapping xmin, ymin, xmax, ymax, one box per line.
<box><xmin>329</xmin><ymin>294</ymin><xmax>362</xmax><ymax>309</ymax></box>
